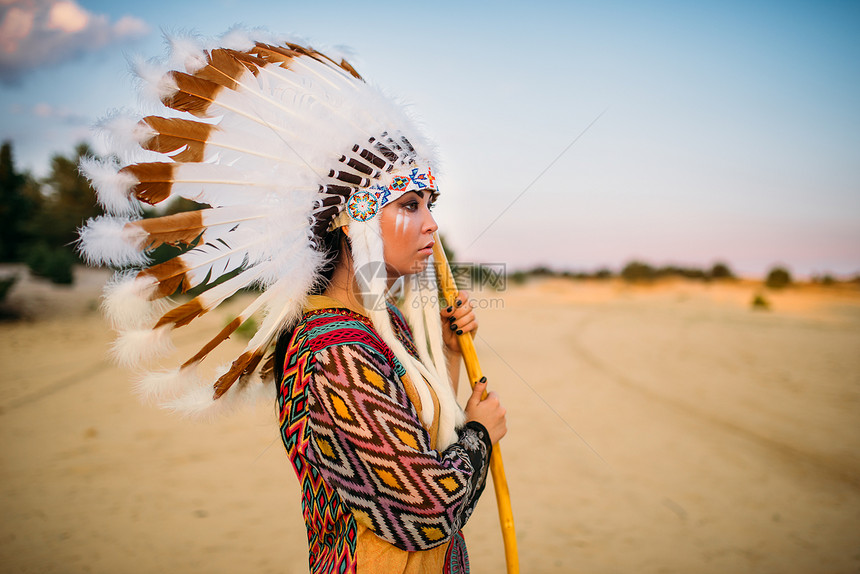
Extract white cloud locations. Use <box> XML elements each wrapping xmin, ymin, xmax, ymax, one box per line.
<box><xmin>0</xmin><ymin>6</ymin><xmax>34</xmax><ymax>53</ymax></box>
<box><xmin>46</xmin><ymin>0</ymin><xmax>87</xmax><ymax>33</ymax></box>
<box><xmin>0</xmin><ymin>0</ymin><xmax>150</xmax><ymax>85</ymax></box>
<box><xmin>113</xmin><ymin>15</ymin><xmax>148</xmax><ymax>37</ymax></box>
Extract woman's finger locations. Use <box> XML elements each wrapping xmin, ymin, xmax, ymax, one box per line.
<box><xmin>466</xmin><ymin>380</ymin><xmax>487</xmax><ymax>409</ymax></box>
<box><xmin>449</xmin><ymin>317</ymin><xmax>477</xmax><ymax>335</ymax></box>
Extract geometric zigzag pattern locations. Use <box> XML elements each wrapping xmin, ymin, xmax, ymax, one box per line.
<box><xmin>278</xmin><ymin>316</ymin><xmax>358</xmax><ymax>574</ymax></box>
<box><xmin>278</xmin><ymin>304</ymin><xmax>491</xmax><ymax>573</ymax></box>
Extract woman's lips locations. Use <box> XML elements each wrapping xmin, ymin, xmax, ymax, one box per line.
<box><xmin>418</xmin><ymin>241</ymin><xmax>434</xmax><ymax>255</ymax></box>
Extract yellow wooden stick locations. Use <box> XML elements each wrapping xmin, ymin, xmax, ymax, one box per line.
<box><xmin>433</xmin><ymin>234</ymin><xmax>520</xmax><ymax>574</ymax></box>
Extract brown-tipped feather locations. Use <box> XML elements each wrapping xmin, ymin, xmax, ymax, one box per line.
<box><xmin>182</xmin><ymin>317</ymin><xmax>243</xmax><ymax>368</ymax></box>
<box><xmin>213</xmin><ymin>350</ymin><xmax>263</xmax><ymax>399</ymax></box>
<box><xmin>195</xmin><ymin>48</ymin><xmax>264</xmax><ymax>90</ymax></box>
<box><xmin>130</xmin><ymin>211</ymin><xmax>205</xmax><ymax>249</ymax></box>
<box><xmin>139</xmin><ymin>259</ymin><xmax>192</xmax><ymax>299</ymax></box>
<box><xmin>293</xmin><ymin>42</ymin><xmax>362</xmax><ymax>80</ymax></box>
<box><xmin>251</xmin><ymin>43</ymin><xmax>300</xmax><ymax>68</ymax></box>
<box><xmin>155</xmin><ymin>297</ymin><xmax>206</xmax><ymax>328</ymax></box>
<box><xmin>336</xmin><ymin>58</ymin><xmax>362</xmax><ymax>80</ymax></box>
<box><xmin>225</xmin><ymin>48</ymin><xmax>269</xmax><ymax>71</ymax></box>
<box><xmin>140</xmin><ymin>117</ymin><xmax>215</xmax><ymax>162</ymax></box>
<box><xmin>259</xmin><ymin>352</ymin><xmax>276</xmax><ymax>383</ymax></box>
<box><xmin>251</xmin><ymin>42</ymin><xmax>363</xmax><ymax>80</ymax></box>
<box><xmin>162</xmin><ymin>71</ymin><xmax>222</xmax><ymax>117</ymax></box>
<box><xmin>279</xmin><ymin>42</ymin><xmax>360</xmax><ymax>78</ymax></box>
<box><xmin>121</xmin><ymin>162</ymin><xmax>177</xmax><ymax>205</ymax></box>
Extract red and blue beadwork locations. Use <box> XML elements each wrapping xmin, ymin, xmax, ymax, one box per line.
<box><xmin>344</xmin><ymin>165</ymin><xmax>437</xmax><ymax>223</ymax></box>
<box><xmin>346</xmin><ymin>190</ymin><xmax>379</xmax><ymax>222</ymax></box>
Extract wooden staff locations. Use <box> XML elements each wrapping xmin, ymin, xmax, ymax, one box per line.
<box><xmin>433</xmin><ymin>234</ymin><xmax>519</xmax><ymax>574</ymax></box>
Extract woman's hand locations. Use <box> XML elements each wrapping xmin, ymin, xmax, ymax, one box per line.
<box><xmin>465</xmin><ymin>378</ymin><xmax>507</xmax><ymax>445</ymax></box>
<box><xmin>440</xmin><ymin>290</ymin><xmax>477</xmax><ymax>354</ymax></box>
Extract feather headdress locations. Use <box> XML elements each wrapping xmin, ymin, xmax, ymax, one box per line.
<box><xmin>79</xmin><ymin>31</ymin><xmax>464</xmax><ymax>448</ymax></box>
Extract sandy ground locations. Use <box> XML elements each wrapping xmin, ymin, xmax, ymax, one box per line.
<box><xmin>1</xmin><ymin>265</ymin><xmax>858</xmax><ymax>573</ymax></box>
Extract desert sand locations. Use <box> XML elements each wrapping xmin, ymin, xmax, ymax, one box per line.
<box><xmin>1</xmin><ymin>265</ymin><xmax>858</xmax><ymax>573</ymax></box>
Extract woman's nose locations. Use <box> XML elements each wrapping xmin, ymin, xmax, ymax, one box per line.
<box><xmin>424</xmin><ymin>209</ymin><xmax>438</xmax><ymax>234</ymax></box>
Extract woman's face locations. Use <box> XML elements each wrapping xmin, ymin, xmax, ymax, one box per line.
<box><xmin>379</xmin><ymin>190</ymin><xmax>439</xmax><ymax>277</ymax></box>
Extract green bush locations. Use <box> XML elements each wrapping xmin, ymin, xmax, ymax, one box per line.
<box><xmin>26</xmin><ymin>243</ymin><xmax>51</xmax><ymax>276</ymax></box>
<box><xmin>235</xmin><ymin>316</ymin><xmax>258</xmax><ymax>340</ymax></box>
<box><xmin>710</xmin><ymin>262</ymin><xmax>734</xmax><ymax>280</ymax></box>
<box><xmin>765</xmin><ymin>266</ymin><xmax>792</xmax><ymax>289</ymax></box>
<box><xmin>509</xmin><ymin>271</ymin><xmax>527</xmax><ymax>285</ymax></box>
<box><xmin>621</xmin><ymin>260</ymin><xmax>656</xmax><ymax>283</ymax></box>
<box><xmin>44</xmin><ymin>249</ymin><xmax>75</xmax><ymax>284</ymax></box>
<box><xmin>27</xmin><ymin>244</ymin><xmax>75</xmax><ymax>285</ymax></box>
<box><xmin>523</xmin><ymin>266</ymin><xmax>554</xmax><ymax>278</ymax></box>
<box><xmin>751</xmin><ymin>293</ymin><xmax>770</xmax><ymax>310</ymax></box>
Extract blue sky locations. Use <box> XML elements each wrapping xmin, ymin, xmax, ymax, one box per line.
<box><xmin>1</xmin><ymin>0</ymin><xmax>858</xmax><ymax>277</ymax></box>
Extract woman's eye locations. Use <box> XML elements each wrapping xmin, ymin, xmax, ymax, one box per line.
<box><xmin>403</xmin><ymin>201</ymin><xmax>419</xmax><ymax>211</ymax></box>
<box><xmin>427</xmin><ymin>202</ymin><xmax>436</xmax><ymax>211</ymax></box>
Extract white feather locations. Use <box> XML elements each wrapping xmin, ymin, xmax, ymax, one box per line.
<box><xmin>111</xmin><ymin>325</ymin><xmax>174</xmax><ymax>367</ymax></box>
<box><xmin>213</xmin><ymin>26</ymin><xmax>263</xmax><ymax>53</ymax></box>
<box><xmin>169</xmin><ymin>116</ymin><xmax>314</xmax><ymax>171</ymax></box>
<box><xmin>102</xmin><ymin>273</ymin><xmax>165</xmax><ymax>330</ymax></box>
<box><xmin>100</xmin><ymin>110</ymin><xmax>199</xmax><ymax>168</ymax></box>
<box><xmin>158</xmin><ymin>162</ymin><xmax>292</xmax><ymax>207</ymax></box>
<box><xmin>183</xmin><ymin>264</ymin><xmax>320</xmax><ymax>387</ymax></box>
<box><xmin>161</xmin><ymin>362</ymin><xmax>252</xmax><ymax>420</ymax></box>
<box><xmin>179</xmin><ymin>235</ymin><xmax>258</xmax><ymax>289</ymax></box>
<box><xmin>95</xmin><ymin>112</ymin><xmax>152</xmax><ymax>160</ymax></box>
<box><xmin>79</xmin><ymin>156</ymin><xmax>140</xmax><ymax>216</ymax></box>
<box><xmin>130</xmin><ymin>55</ymin><xmax>172</xmax><ymax>110</ymax></box>
<box><xmin>242</xmin><ymin>269</ymin><xmax>318</xmax><ymax>354</ymax></box>
<box><xmin>134</xmin><ymin>366</ymin><xmax>197</xmax><ymax>403</ymax></box>
<box><xmin>184</xmin><ymin>264</ymin><xmax>268</xmax><ymax>314</ymax></box>
<box><xmin>166</xmin><ymin>33</ymin><xmax>207</xmax><ymax>74</ymax></box>
<box><xmin>163</xmin><ymin>354</ymin><xmax>277</xmax><ymax>421</ymax></box>
<box><xmin>161</xmin><ymin>383</ymin><xmax>224</xmax><ymax>420</ymax></box>
<box><xmin>78</xmin><ymin>216</ymin><xmax>149</xmax><ymax>267</ymax></box>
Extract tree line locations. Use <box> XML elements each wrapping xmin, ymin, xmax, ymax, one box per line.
<box><xmin>508</xmin><ymin>261</ymin><xmax>857</xmax><ymax>289</ymax></box>
<box><xmin>0</xmin><ymin>140</ymin><xmax>103</xmax><ymax>285</ymax></box>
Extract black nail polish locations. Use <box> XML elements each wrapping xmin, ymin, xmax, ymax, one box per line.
<box><xmin>456</xmin><ymin>299</ymin><xmax>463</xmax><ymax>307</ymax></box>
<box><xmin>479</xmin><ymin>376</ymin><xmax>487</xmax><ymax>384</ymax></box>
<box><xmin>456</xmin><ymin>329</ymin><xmax>463</xmax><ymax>335</ymax></box>
<box><xmin>446</xmin><ymin>306</ymin><xmax>452</xmax><ymax>313</ymax></box>
<box><xmin>448</xmin><ymin>316</ymin><xmax>455</xmax><ymax>323</ymax></box>
<box><xmin>450</xmin><ymin>324</ymin><xmax>457</xmax><ymax>331</ymax></box>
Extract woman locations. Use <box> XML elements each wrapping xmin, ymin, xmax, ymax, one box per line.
<box><xmin>78</xmin><ymin>32</ymin><xmax>505</xmax><ymax>574</ymax></box>
<box><xmin>275</xmin><ymin>185</ymin><xmax>507</xmax><ymax>573</ymax></box>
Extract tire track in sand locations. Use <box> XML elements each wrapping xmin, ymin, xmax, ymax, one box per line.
<box><xmin>566</xmin><ymin>310</ymin><xmax>860</xmax><ymax>490</ymax></box>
